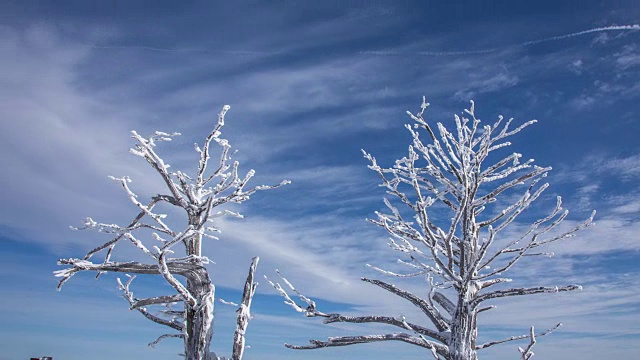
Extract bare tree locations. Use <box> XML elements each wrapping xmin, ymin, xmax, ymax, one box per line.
<box><xmin>268</xmin><ymin>98</ymin><xmax>594</xmax><ymax>360</ymax></box>
<box><xmin>55</xmin><ymin>105</ymin><xmax>289</xmax><ymax>360</ymax></box>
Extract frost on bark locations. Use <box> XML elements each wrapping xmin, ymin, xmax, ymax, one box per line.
<box><xmin>269</xmin><ymin>98</ymin><xmax>594</xmax><ymax>360</ymax></box>
<box><xmin>55</xmin><ymin>106</ymin><xmax>288</xmax><ymax>360</ymax></box>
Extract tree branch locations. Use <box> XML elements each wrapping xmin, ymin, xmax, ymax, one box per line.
<box><xmin>432</xmin><ymin>291</ymin><xmax>456</xmax><ymax>316</ymax></box>
<box><xmin>149</xmin><ymin>333</ymin><xmax>185</xmax><ymax>348</ymax></box>
<box><xmin>131</xmin><ymin>294</ymin><xmax>184</xmax><ymax>310</ymax></box>
<box><xmin>362</xmin><ymin>278</ymin><xmax>450</xmax><ymax>332</ymax></box>
<box><xmin>475</xmin><ymin>323</ymin><xmax>561</xmax><ymax>350</ymax></box>
<box><xmin>286</xmin><ymin>333</ymin><xmax>449</xmax><ymax>355</ymax></box>
<box><xmin>324</xmin><ymin>314</ymin><xmax>448</xmax><ymax>343</ymax></box>
<box><xmin>474</xmin><ymin>285</ymin><xmax>581</xmax><ymax>306</ymax></box>
<box><xmin>116</xmin><ymin>276</ymin><xmax>183</xmax><ymax>331</ymax></box>
<box><xmin>55</xmin><ymin>258</ymin><xmax>204</xmax><ymax>290</ymax></box>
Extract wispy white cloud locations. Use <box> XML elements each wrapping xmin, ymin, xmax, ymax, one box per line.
<box><xmin>569</xmin><ymin>59</ymin><xmax>584</xmax><ymax>74</ymax></box>
<box><xmin>454</xmin><ymin>70</ymin><xmax>519</xmax><ymax>100</ymax></box>
<box><xmin>614</xmin><ymin>43</ymin><xmax>640</xmax><ymax>69</ymax></box>
<box><xmin>0</xmin><ymin>25</ymin><xmax>147</xmax><ymax>245</ymax></box>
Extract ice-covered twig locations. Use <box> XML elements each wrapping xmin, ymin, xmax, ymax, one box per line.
<box><xmin>366</xmin><ymin>263</ymin><xmax>426</xmax><ymax>278</ymax></box>
<box><xmin>149</xmin><ymin>333</ymin><xmax>185</xmax><ymax>348</ymax></box>
<box><xmin>264</xmin><ymin>271</ymin><xmax>324</xmax><ymax>316</ymax></box>
<box><xmin>476</xmin><ymin>323</ymin><xmax>561</xmax><ymax>350</ymax></box>
<box><xmin>218</xmin><ymin>298</ymin><xmax>239</xmax><ymax>307</ymax></box>
<box><xmin>518</xmin><ymin>326</ymin><xmax>539</xmax><ymax>360</ymax></box>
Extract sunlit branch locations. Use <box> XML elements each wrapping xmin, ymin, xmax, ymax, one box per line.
<box><xmin>474</xmin><ymin>285</ymin><xmax>581</xmax><ymax>306</ymax></box>
<box><xmin>286</xmin><ymin>333</ymin><xmax>449</xmax><ymax>354</ymax></box>
<box><xmin>476</xmin><ymin>323</ymin><xmax>561</xmax><ymax>350</ymax></box>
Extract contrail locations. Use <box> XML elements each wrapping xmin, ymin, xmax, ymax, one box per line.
<box><xmin>362</xmin><ymin>24</ymin><xmax>640</xmax><ymax>57</ymax></box>
<box><xmin>521</xmin><ymin>24</ymin><xmax>640</xmax><ymax>46</ymax></box>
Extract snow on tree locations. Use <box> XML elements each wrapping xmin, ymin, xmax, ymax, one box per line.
<box><xmin>267</xmin><ymin>98</ymin><xmax>595</xmax><ymax>360</ymax></box>
<box><xmin>55</xmin><ymin>105</ymin><xmax>289</xmax><ymax>360</ymax></box>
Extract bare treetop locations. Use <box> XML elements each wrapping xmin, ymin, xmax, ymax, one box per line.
<box><xmin>55</xmin><ymin>105</ymin><xmax>289</xmax><ymax>360</ymax></box>
<box><xmin>269</xmin><ymin>98</ymin><xmax>594</xmax><ymax>360</ymax></box>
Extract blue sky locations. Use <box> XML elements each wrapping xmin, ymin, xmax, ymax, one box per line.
<box><xmin>1</xmin><ymin>1</ymin><xmax>640</xmax><ymax>359</ymax></box>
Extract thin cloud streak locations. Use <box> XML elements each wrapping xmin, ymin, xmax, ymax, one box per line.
<box><xmin>361</xmin><ymin>24</ymin><xmax>640</xmax><ymax>56</ymax></box>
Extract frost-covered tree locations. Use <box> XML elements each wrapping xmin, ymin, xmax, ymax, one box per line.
<box><xmin>55</xmin><ymin>106</ymin><xmax>289</xmax><ymax>360</ymax></box>
<box><xmin>268</xmin><ymin>98</ymin><xmax>594</xmax><ymax>360</ymax></box>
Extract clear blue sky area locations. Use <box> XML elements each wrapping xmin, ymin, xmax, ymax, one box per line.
<box><xmin>1</xmin><ymin>1</ymin><xmax>640</xmax><ymax>359</ymax></box>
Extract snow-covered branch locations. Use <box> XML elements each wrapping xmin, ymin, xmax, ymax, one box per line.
<box><xmin>475</xmin><ymin>323</ymin><xmax>561</xmax><ymax>350</ymax></box>
<box><xmin>432</xmin><ymin>291</ymin><xmax>456</xmax><ymax>316</ymax></box>
<box><xmin>286</xmin><ymin>333</ymin><xmax>449</xmax><ymax>355</ymax></box>
<box><xmin>149</xmin><ymin>333</ymin><xmax>185</xmax><ymax>348</ymax></box>
<box><xmin>518</xmin><ymin>326</ymin><xmax>539</xmax><ymax>360</ymax></box>
<box><xmin>265</xmin><ymin>271</ymin><xmax>449</xmax><ymax>345</ymax></box>
<box><xmin>130</xmin><ymin>294</ymin><xmax>184</xmax><ymax>310</ymax></box>
<box><xmin>325</xmin><ymin>314</ymin><xmax>448</xmax><ymax>343</ymax></box>
<box><xmin>362</xmin><ymin>278</ymin><xmax>450</xmax><ymax>332</ymax></box>
<box><xmin>474</xmin><ymin>285</ymin><xmax>581</xmax><ymax>306</ymax></box>
<box><xmin>116</xmin><ymin>275</ymin><xmax>183</xmax><ymax>331</ymax></box>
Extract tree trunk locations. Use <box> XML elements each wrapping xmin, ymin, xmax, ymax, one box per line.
<box><xmin>449</xmin><ymin>290</ymin><xmax>478</xmax><ymax>360</ymax></box>
<box><xmin>184</xmin><ymin>267</ymin><xmax>216</xmax><ymax>360</ymax></box>
<box><xmin>450</xmin><ymin>203</ymin><xmax>479</xmax><ymax>360</ymax></box>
